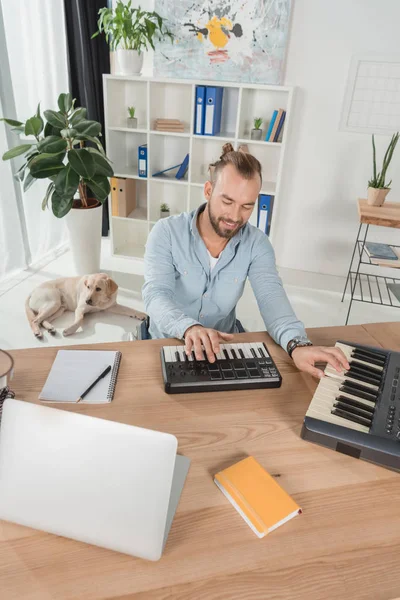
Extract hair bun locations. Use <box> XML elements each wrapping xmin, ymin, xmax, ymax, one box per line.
<box><xmin>220</xmin><ymin>142</ymin><xmax>234</xmax><ymax>158</ymax></box>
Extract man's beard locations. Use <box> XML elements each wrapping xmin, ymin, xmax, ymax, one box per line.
<box><xmin>208</xmin><ymin>202</ymin><xmax>243</xmax><ymax>239</ymax></box>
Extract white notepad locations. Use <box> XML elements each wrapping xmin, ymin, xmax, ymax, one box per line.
<box><xmin>39</xmin><ymin>350</ymin><xmax>122</xmax><ymax>404</ymax></box>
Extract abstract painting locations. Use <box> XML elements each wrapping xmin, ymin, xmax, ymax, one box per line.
<box><xmin>154</xmin><ymin>0</ymin><xmax>292</xmax><ymax>84</ymax></box>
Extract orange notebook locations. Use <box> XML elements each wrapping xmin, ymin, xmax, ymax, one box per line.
<box><xmin>214</xmin><ymin>456</ymin><xmax>302</xmax><ymax>538</ymax></box>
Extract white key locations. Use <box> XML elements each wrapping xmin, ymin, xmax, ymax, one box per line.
<box><xmin>316</xmin><ymin>380</ymin><xmax>375</xmax><ymax>409</ymax></box>
<box><xmin>187</xmin><ymin>349</ymin><xmax>194</xmax><ymax>361</ymax></box>
<box><xmin>243</xmin><ymin>343</ymin><xmax>253</xmax><ymax>359</ymax></box>
<box><xmin>337</xmin><ymin>342</ymin><xmax>384</xmax><ymax>371</ymax></box>
<box><xmin>225</xmin><ymin>344</ymin><xmax>236</xmax><ymax>359</ymax></box>
<box><xmin>163</xmin><ymin>346</ymin><xmax>173</xmax><ymax>362</ymax></box>
<box><xmin>220</xmin><ymin>344</ymin><xmax>233</xmax><ymax>360</ymax></box>
<box><xmin>236</xmin><ymin>343</ymin><xmax>247</xmax><ymax>359</ymax></box>
<box><xmin>324</xmin><ymin>365</ymin><xmax>379</xmax><ymax>391</ymax></box>
<box><xmin>177</xmin><ymin>346</ymin><xmax>186</xmax><ymax>362</ymax></box>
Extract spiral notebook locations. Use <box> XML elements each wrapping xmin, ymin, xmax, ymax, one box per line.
<box><xmin>39</xmin><ymin>350</ymin><xmax>122</xmax><ymax>404</ymax></box>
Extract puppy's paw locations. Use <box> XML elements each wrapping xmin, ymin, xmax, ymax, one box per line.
<box><xmin>34</xmin><ymin>331</ymin><xmax>43</xmax><ymax>339</ymax></box>
<box><xmin>49</xmin><ymin>328</ymin><xmax>57</xmax><ymax>336</ymax></box>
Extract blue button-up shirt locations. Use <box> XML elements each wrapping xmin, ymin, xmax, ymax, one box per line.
<box><xmin>142</xmin><ymin>204</ymin><xmax>307</xmax><ymax>350</ymax></box>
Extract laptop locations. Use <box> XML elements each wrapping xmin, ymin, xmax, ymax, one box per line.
<box><xmin>0</xmin><ymin>398</ymin><xmax>190</xmax><ymax>561</ymax></box>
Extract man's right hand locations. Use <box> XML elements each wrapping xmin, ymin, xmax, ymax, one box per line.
<box><xmin>184</xmin><ymin>325</ymin><xmax>234</xmax><ymax>363</ymax></box>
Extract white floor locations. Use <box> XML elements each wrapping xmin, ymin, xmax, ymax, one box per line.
<box><xmin>1</xmin><ymin>238</ymin><xmax>399</xmax><ymax>351</ymax></box>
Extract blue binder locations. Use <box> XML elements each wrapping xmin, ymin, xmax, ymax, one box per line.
<box><xmin>194</xmin><ymin>86</ymin><xmax>206</xmax><ymax>135</ymax></box>
<box><xmin>273</xmin><ymin>110</ymin><xmax>286</xmax><ymax>142</ymax></box>
<box><xmin>138</xmin><ymin>144</ymin><xmax>147</xmax><ymax>178</ymax></box>
<box><xmin>257</xmin><ymin>194</ymin><xmax>274</xmax><ymax>235</ymax></box>
<box><xmin>265</xmin><ymin>111</ymin><xmax>278</xmax><ymax>141</ymax></box>
<box><xmin>175</xmin><ymin>153</ymin><xmax>189</xmax><ymax>180</ymax></box>
<box><xmin>204</xmin><ymin>87</ymin><xmax>224</xmax><ymax>136</ymax></box>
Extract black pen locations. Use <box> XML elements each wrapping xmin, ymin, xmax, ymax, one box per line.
<box><xmin>76</xmin><ymin>365</ymin><xmax>112</xmax><ymax>403</ymax></box>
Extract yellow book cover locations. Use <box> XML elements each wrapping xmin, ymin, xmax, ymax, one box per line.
<box><xmin>214</xmin><ymin>456</ymin><xmax>302</xmax><ymax>538</ymax></box>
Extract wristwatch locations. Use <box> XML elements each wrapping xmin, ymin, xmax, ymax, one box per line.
<box><xmin>287</xmin><ymin>336</ymin><xmax>313</xmax><ymax>358</ymax></box>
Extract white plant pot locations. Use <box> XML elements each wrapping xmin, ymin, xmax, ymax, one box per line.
<box><xmin>65</xmin><ymin>201</ymin><xmax>102</xmax><ymax>275</ymax></box>
<box><xmin>115</xmin><ymin>49</ymin><xmax>144</xmax><ymax>75</ymax></box>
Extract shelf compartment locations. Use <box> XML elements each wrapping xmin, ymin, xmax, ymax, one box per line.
<box><xmin>149</xmin><ymin>133</ymin><xmax>190</xmax><ymax>182</ymax></box>
<box><xmin>148</xmin><ymin>179</ymin><xmax>188</xmax><ymax>222</ymax></box>
<box><xmin>348</xmin><ymin>271</ymin><xmax>400</xmax><ymax>307</ymax></box>
<box><xmin>106</xmin><ymin>78</ymin><xmax>148</xmax><ymax>129</ymax></box>
<box><xmin>111</xmin><ymin>218</ymin><xmax>148</xmax><ymax>259</ymax></box>
<box><xmin>238</xmin><ymin>88</ymin><xmax>289</xmax><ymax>141</ymax></box>
<box><xmin>150</xmin><ymin>81</ymin><xmax>192</xmax><ymax>134</ymax></box>
<box><xmin>245</xmin><ymin>143</ymin><xmax>280</xmax><ymax>188</ymax></box>
<box><xmin>356</xmin><ymin>240</ymin><xmax>400</xmax><ymax>267</ymax></box>
<box><xmin>193</xmin><ymin>86</ymin><xmax>239</xmax><ymax>139</ymax></box>
<box><xmin>189</xmin><ymin>185</ymin><xmax>206</xmax><ymax>212</ymax></box>
<box><xmin>108</xmin><ymin>130</ymin><xmax>147</xmax><ymax>180</ymax></box>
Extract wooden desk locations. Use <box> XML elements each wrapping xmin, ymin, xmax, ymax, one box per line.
<box><xmin>1</xmin><ymin>324</ymin><xmax>400</xmax><ymax>600</ymax></box>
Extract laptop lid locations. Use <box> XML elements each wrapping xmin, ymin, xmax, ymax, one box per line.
<box><xmin>0</xmin><ymin>398</ymin><xmax>178</xmax><ymax>561</ymax></box>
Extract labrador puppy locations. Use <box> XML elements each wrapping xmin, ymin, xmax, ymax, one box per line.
<box><xmin>25</xmin><ymin>273</ymin><xmax>146</xmax><ymax>338</ymax></box>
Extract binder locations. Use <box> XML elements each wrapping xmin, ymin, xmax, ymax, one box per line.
<box><xmin>175</xmin><ymin>153</ymin><xmax>189</xmax><ymax>180</ymax></box>
<box><xmin>265</xmin><ymin>110</ymin><xmax>278</xmax><ymax>141</ymax></box>
<box><xmin>138</xmin><ymin>144</ymin><xmax>147</xmax><ymax>178</ymax></box>
<box><xmin>152</xmin><ymin>163</ymin><xmax>182</xmax><ymax>178</ymax></box>
<box><xmin>273</xmin><ymin>110</ymin><xmax>286</xmax><ymax>142</ymax></box>
<box><xmin>194</xmin><ymin>86</ymin><xmax>206</xmax><ymax>135</ymax></box>
<box><xmin>204</xmin><ymin>86</ymin><xmax>224</xmax><ymax>136</ymax></box>
<box><xmin>257</xmin><ymin>194</ymin><xmax>274</xmax><ymax>235</ymax></box>
<box><xmin>110</xmin><ymin>177</ymin><xmax>136</xmax><ymax>217</ymax></box>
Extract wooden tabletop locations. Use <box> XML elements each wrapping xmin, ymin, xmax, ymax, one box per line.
<box><xmin>1</xmin><ymin>323</ymin><xmax>400</xmax><ymax>600</ymax></box>
<box><xmin>358</xmin><ymin>198</ymin><xmax>400</xmax><ymax>228</ymax></box>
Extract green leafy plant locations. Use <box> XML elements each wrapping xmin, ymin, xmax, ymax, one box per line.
<box><xmin>1</xmin><ymin>92</ymin><xmax>113</xmax><ymax>218</ymax></box>
<box><xmin>91</xmin><ymin>0</ymin><xmax>174</xmax><ymax>54</ymax></box>
<box><xmin>128</xmin><ymin>106</ymin><xmax>136</xmax><ymax>119</ymax></box>
<box><xmin>368</xmin><ymin>132</ymin><xmax>399</xmax><ymax>189</ymax></box>
<box><xmin>253</xmin><ymin>118</ymin><xmax>263</xmax><ymax>130</ymax></box>
<box><xmin>160</xmin><ymin>202</ymin><xmax>169</xmax><ymax>212</ymax></box>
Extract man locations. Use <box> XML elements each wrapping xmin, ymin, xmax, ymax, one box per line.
<box><xmin>142</xmin><ymin>149</ymin><xmax>349</xmax><ymax>378</ymax></box>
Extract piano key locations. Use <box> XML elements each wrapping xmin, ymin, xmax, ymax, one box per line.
<box><xmin>222</xmin><ymin>348</ymin><xmax>230</xmax><ymax>360</ymax></box>
<box><xmin>243</xmin><ymin>344</ymin><xmax>253</xmax><ymax>359</ymax></box>
<box><xmin>226</xmin><ymin>344</ymin><xmax>237</xmax><ymax>359</ymax></box>
<box><xmin>187</xmin><ymin>350</ymin><xmax>194</xmax><ymax>361</ymax></box>
<box><xmin>175</xmin><ymin>350</ymin><xmax>180</xmax><ymax>362</ymax></box>
<box><xmin>331</xmin><ymin>407</ymin><xmax>372</xmax><ymax>428</ymax></box>
<box><xmin>306</xmin><ymin>378</ymin><xmax>375</xmax><ymax>425</ymax></box>
<box><xmin>340</xmin><ymin>384</ymin><xmax>378</xmax><ymax>403</ymax></box>
<box><xmin>177</xmin><ymin>347</ymin><xmax>187</xmax><ymax>362</ymax></box>
<box><xmin>221</xmin><ymin>344</ymin><xmax>234</xmax><ymax>360</ymax></box>
<box><xmin>249</xmin><ymin>343</ymin><xmax>261</xmax><ymax>357</ymax></box>
<box><xmin>306</xmin><ymin>403</ymin><xmax>370</xmax><ymax>433</ymax></box>
<box><xmin>333</xmin><ymin>400</ymin><xmax>374</xmax><ymax>421</ymax></box>
<box><xmin>334</xmin><ymin>394</ymin><xmax>375</xmax><ymax>412</ymax></box>
<box><xmin>238</xmin><ymin>347</ymin><xmax>245</xmax><ymax>359</ymax></box>
<box><xmin>351</xmin><ymin>350</ymin><xmax>386</xmax><ymax>367</ymax></box>
<box><xmin>230</xmin><ymin>348</ymin><xmax>238</xmax><ymax>359</ymax></box>
<box><xmin>336</xmin><ymin>343</ymin><xmax>384</xmax><ymax>372</ymax></box>
<box><xmin>250</xmin><ymin>347</ymin><xmax>257</xmax><ymax>358</ymax></box>
<box><xmin>257</xmin><ymin>346</ymin><xmax>266</xmax><ymax>358</ymax></box>
<box><xmin>347</xmin><ymin>360</ymin><xmax>383</xmax><ymax>377</ymax></box>
<box><xmin>344</xmin><ymin>368</ymin><xmax>382</xmax><ymax>387</ymax></box>
<box><xmin>315</xmin><ymin>379</ymin><xmax>376</xmax><ymax>408</ymax></box>
<box><xmin>352</xmin><ymin>346</ymin><xmax>386</xmax><ymax>360</ymax></box>
<box><xmin>346</xmin><ymin>364</ymin><xmax>382</xmax><ymax>382</ymax></box>
<box><xmin>325</xmin><ymin>366</ymin><xmax>379</xmax><ymax>391</ymax></box>
<box><xmin>163</xmin><ymin>346</ymin><xmax>173</xmax><ymax>362</ymax></box>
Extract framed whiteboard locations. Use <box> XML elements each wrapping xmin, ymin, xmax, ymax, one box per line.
<box><xmin>340</xmin><ymin>54</ymin><xmax>400</xmax><ymax>135</ymax></box>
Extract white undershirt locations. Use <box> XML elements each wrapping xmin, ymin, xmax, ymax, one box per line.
<box><xmin>207</xmin><ymin>249</ymin><xmax>220</xmax><ymax>271</ymax></box>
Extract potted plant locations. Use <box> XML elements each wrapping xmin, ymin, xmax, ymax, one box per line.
<box><xmin>127</xmin><ymin>106</ymin><xmax>137</xmax><ymax>129</ymax></box>
<box><xmin>92</xmin><ymin>0</ymin><xmax>174</xmax><ymax>76</ymax></box>
<box><xmin>367</xmin><ymin>132</ymin><xmax>399</xmax><ymax>206</ymax></box>
<box><xmin>1</xmin><ymin>92</ymin><xmax>113</xmax><ymax>275</ymax></box>
<box><xmin>160</xmin><ymin>202</ymin><xmax>170</xmax><ymax>218</ymax></box>
<box><xmin>251</xmin><ymin>118</ymin><xmax>263</xmax><ymax>140</ymax></box>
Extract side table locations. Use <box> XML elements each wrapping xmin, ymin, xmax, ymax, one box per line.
<box><xmin>342</xmin><ymin>198</ymin><xmax>400</xmax><ymax>324</ymax></box>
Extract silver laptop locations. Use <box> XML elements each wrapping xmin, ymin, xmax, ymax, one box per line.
<box><xmin>0</xmin><ymin>398</ymin><xmax>190</xmax><ymax>561</ymax></box>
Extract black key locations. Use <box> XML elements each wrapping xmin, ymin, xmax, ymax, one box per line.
<box><xmin>333</xmin><ymin>401</ymin><xmax>374</xmax><ymax>421</ymax></box>
<box><xmin>191</xmin><ymin>351</ymin><xmax>196</xmax><ymax>362</ymax></box>
<box><xmin>248</xmin><ymin>369</ymin><xmax>260</xmax><ymax>378</ymax></box>
<box><xmin>231</xmin><ymin>348</ymin><xmax>238</xmax><ymax>359</ymax></box>
<box><xmin>250</xmin><ymin>348</ymin><xmax>257</xmax><ymax>358</ymax></box>
<box><xmin>352</xmin><ymin>350</ymin><xmax>385</xmax><ymax>367</ymax></box>
<box><xmin>258</xmin><ymin>346</ymin><xmax>266</xmax><ymax>358</ymax></box>
<box><xmin>347</xmin><ymin>363</ymin><xmax>382</xmax><ymax>382</ymax></box>
<box><xmin>222</xmin><ymin>370</ymin><xmax>235</xmax><ymax>379</ymax></box>
<box><xmin>350</xmin><ymin>359</ymin><xmax>383</xmax><ymax>376</ymax></box>
<box><xmin>341</xmin><ymin>379</ymin><xmax>379</xmax><ymax>398</ymax></box>
<box><xmin>223</xmin><ymin>349</ymin><xmax>230</xmax><ymax>360</ymax></box>
<box><xmin>331</xmin><ymin>407</ymin><xmax>372</xmax><ymax>427</ymax></box>
<box><xmin>352</xmin><ymin>346</ymin><xmax>386</xmax><ymax>359</ymax></box>
<box><xmin>340</xmin><ymin>384</ymin><xmax>377</xmax><ymax>403</ymax></box>
<box><xmin>175</xmin><ymin>351</ymin><xmax>181</xmax><ymax>362</ymax></box>
<box><xmin>235</xmin><ymin>369</ymin><xmax>247</xmax><ymax>379</ymax></box>
<box><xmin>335</xmin><ymin>395</ymin><xmax>375</xmax><ymax>415</ymax></box>
<box><xmin>345</xmin><ymin>369</ymin><xmax>381</xmax><ymax>387</ymax></box>
<box><xmin>239</xmin><ymin>349</ymin><xmax>245</xmax><ymax>359</ymax></box>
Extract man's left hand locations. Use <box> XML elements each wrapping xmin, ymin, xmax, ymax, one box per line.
<box><xmin>291</xmin><ymin>345</ymin><xmax>350</xmax><ymax>379</ymax></box>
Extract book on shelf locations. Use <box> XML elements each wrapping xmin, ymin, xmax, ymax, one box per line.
<box><xmin>365</xmin><ymin>242</ymin><xmax>398</xmax><ymax>260</ymax></box>
<box><xmin>265</xmin><ymin>109</ymin><xmax>286</xmax><ymax>142</ymax></box>
<box><xmin>154</xmin><ymin>118</ymin><xmax>185</xmax><ymax>133</ymax></box>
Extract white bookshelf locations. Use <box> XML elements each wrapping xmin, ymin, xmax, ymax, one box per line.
<box><xmin>103</xmin><ymin>75</ymin><xmax>295</xmax><ymax>260</ymax></box>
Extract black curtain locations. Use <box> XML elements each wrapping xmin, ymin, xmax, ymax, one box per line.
<box><xmin>63</xmin><ymin>0</ymin><xmax>110</xmax><ymax>236</ymax></box>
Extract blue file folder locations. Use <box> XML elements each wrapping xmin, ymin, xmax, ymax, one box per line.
<box><xmin>204</xmin><ymin>87</ymin><xmax>224</xmax><ymax>136</ymax></box>
<box><xmin>138</xmin><ymin>144</ymin><xmax>147</xmax><ymax>178</ymax></box>
<box><xmin>265</xmin><ymin>111</ymin><xmax>278</xmax><ymax>141</ymax></box>
<box><xmin>194</xmin><ymin>86</ymin><xmax>206</xmax><ymax>135</ymax></box>
<box><xmin>175</xmin><ymin>153</ymin><xmax>189</xmax><ymax>180</ymax></box>
<box><xmin>257</xmin><ymin>194</ymin><xmax>274</xmax><ymax>235</ymax></box>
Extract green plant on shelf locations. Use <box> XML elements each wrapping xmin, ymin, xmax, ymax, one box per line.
<box><xmin>368</xmin><ymin>132</ymin><xmax>399</xmax><ymax>189</ymax></box>
<box><xmin>160</xmin><ymin>202</ymin><xmax>170</xmax><ymax>212</ymax></box>
<box><xmin>253</xmin><ymin>118</ymin><xmax>263</xmax><ymax>130</ymax></box>
<box><xmin>128</xmin><ymin>106</ymin><xmax>136</xmax><ymax>118</ymax></box>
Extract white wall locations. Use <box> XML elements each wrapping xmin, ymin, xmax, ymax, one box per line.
<box><xmin>274</xmin><ymin>0</ymin><xmax>400</xmax><ymax>276</ymax></box>
<box><xmin>115</xmin><ymin>0</ymin><xmax>400</xmax><ymax>277</ymax></box>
